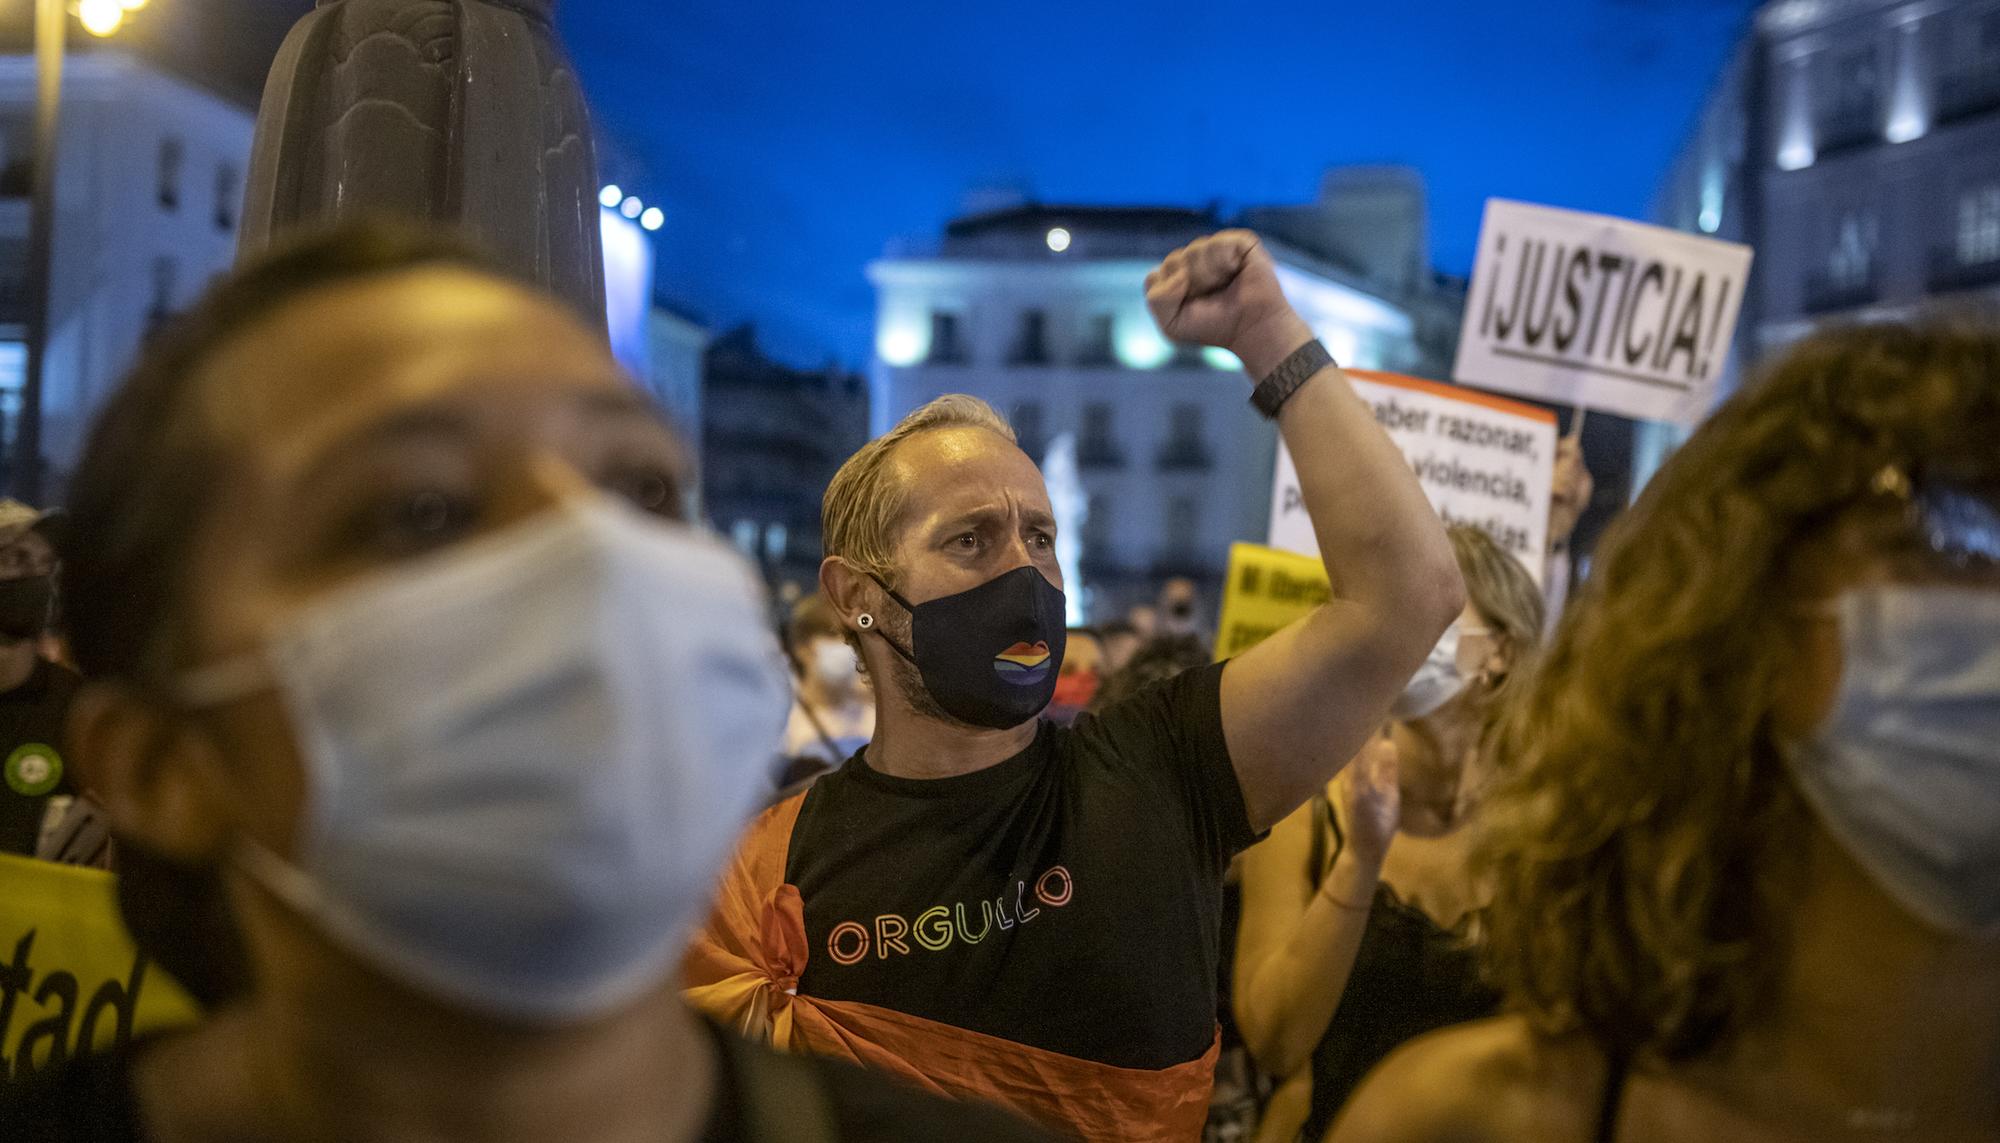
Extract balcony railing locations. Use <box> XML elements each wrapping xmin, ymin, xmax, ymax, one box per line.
<box><xmin>1150</xmin><ymin>549</ymin><xmax>1214</xmax><ymax>579</ymax></box>
<box><xmin>925</xmin><ymin>341</ymin><xmax>968</xmax><ymax>366</ymax></box>
<box><xmin>1008</xmin><ymin>336</ymin><xmax>1050</xmax><ymax>366</ymax></box>
<box><xmin>1155</xmin><ymin>438</ymin><xmax>1212</xmax><ymax>472</ymax></box>
<box><xmin>1076</xmin><ymin>437</ymin><xmax>1126</xmax><ymax>469</ymax></box>
<box><xmin>1938</xmin><ymin>67</ymin><xmax>2000</xmax><ymax>126</ymax></box>
<box><xmin>1802</xmin><ymin>268</ymin><xmax>1880</xmax><ymax>315</ymax></box>
<box><xmin>1928</xmin><ymin>244</ymin><xmax>2000</xmax><ymax>294</ymax></box>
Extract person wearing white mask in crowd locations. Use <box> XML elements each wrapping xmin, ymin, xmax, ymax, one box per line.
<box><xmin>0</xmin><ymin>223</ymin><xmax>1058</xmax><ymax>1143</ymax></box>
<box><xmin>781</xmin><ymin>593</ymin><xmax>876</xmax><ymax>786</ymax></box>
<box><xmin>1232</xmin><ymin>525</ymin><xmax>1545</xmax><ymax>1142</ymax></box>
<box><xmin>1333</xmin><ymin>323</ymin><xmax>2000</xmax><ymax>1143</ymax></box>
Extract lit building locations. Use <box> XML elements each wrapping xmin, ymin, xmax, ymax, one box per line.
<box><xmin>646</xmin><ymin>303</ymin><xmax>707</xmax><ymax>457</ymax></box>
<box><xmin>701</xmin><ymin>326</ymin><xmax>869</xmax><ymax>595</ymax></box>
<box><xmin>867</xmin><ymin>171</ymin><xmax>1444</xmax><ymax>621</ymax></box>
<box><xmin>1648</xmin><ymin>0</ymin><xmax>2000</xmax><ymax>480</ymax></box>
<box><xmin>0</xmin><ymin>52</ymin><xmax>253</xmax><ymax>495</ymax></box>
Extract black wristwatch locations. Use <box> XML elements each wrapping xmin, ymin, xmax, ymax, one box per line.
<box><xmin>1250</xmin><ymin>339</ymin><xmax>1335</xmax><ymax>420</ymax></box>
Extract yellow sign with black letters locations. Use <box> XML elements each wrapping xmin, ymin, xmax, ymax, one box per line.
<box><xmin>0</xmin><ymin>853</ymin><xmax>200</xmax><ymax>1079</ymax></box>
<box><xmin>1213</xmin><ymin>543</ymin><xmax>1333</xmax><ymax>662</ymax></box>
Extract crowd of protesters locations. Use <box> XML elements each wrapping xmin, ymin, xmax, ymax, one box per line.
<box><xmin>0</xmin><ymin>218</ymin><xmax>1993</xmax><ymax>1143</ymax></box>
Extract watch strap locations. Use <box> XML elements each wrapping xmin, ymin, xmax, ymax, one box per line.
<box><xmin>1250</xmin><ymin>339</ymin><xmax>1334</xmax><ymax>419</ymax></box>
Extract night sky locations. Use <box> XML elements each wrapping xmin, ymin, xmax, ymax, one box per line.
<box><xmin>559</xmin><ymin>0</ymin><xmax>1757</xmax><ymax>368</ymax></box>
<box><xmin>98</xmin><ymin>0</ymin><xmax>1756</xmax><ymax>370</ymax></box>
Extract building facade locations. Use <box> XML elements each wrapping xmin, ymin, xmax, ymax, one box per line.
<box><xmin>867</xmin><ymin>173</ymin><xmax>1444</xmax><ymax>622</ymax></box>
<box><xmin>1656</xmin><ymin>0</ymin><xmax>2000</xmax><ymax>371</ymax></box>
<box><xmin>701</xmin><ymin>326</ymin><xmax>869</xmax><ymax>595</ymax></box>
<box><xmin>646</xmin><ymin>304</ymin><xmax>708</xmax><ymax>456</ymax></box>
<box><xmin>0</xmin><ymin>52</ymin><xmax>254</xmax><ymax>497</ymax></box>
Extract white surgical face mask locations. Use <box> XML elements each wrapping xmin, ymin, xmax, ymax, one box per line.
<box><xmin>1785</xmin><ymin>584</ymin><xmax>2000</xmax><ymax>936</ymax></box>
<box><xmin>180</xmin><ymin>497</ymin><xmax>789</xmax><ymax>1022</ymax></box>
<box><xmin>810</xmin><ymin>638</ymin><xmax>860</xmax><ymax>692</ymax></box>
<box><xmin>1392</xmin><ymin>620</ymin><xmax>1467</xmax><ymax>721</ymax></box>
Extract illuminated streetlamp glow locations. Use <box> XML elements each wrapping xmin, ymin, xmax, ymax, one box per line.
<box><xmin>639</xmin><ymin>206</ymin><xmax>664</xmax><ymax>231</ymax></box>
<box><xmin>620</xmin><ymin>196</ymin><xmax>643</xmax><ymax>220</ymax></box>
<box><xmin>877</xmin><ymin>324</ymin><xmax>925</xmax><ymax>367</ymax></box>
<box><xmin>599</xmin><ymin>184</ymin><xmax>623</xmax><ymax>209</ymax></box>
<box><xmin>1202</xmin><ymin>346</ymin><xmax>1243</xmax><ymax>372</ymax></box>
<box><xmin>120</xmin><ymin>0</ymin><xmax>148</xmax><ymax>9</ymax></box>
<box><xmin>1045</xmin><ymin>226</ymin><xmax>1071</xmax><ymax>253</ymax></box>
<box><xmin>77</xmin><ymin>0</ymin><xmax>125</xmax><ymax>36</ymax></box>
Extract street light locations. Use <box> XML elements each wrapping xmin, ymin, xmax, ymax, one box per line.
<box><xmin>77</xmin><ymin>0</ymin><xmax>126</xmax><ymax>36</ymax></box>
<box><xmin>15</xmin><ymin>0</ymin><xmax>145</xmax><ymax>501</ymax></box>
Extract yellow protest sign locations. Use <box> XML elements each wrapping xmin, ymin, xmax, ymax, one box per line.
<box><xmin>1214</xmin><ymin>543</ymin><xmax>1332</xmax><ymax>662</ymax></box>
<box><xmin>0</xmin><ymin>853</ymin><xmax>200</xmax><ymax>1078</ymax></box>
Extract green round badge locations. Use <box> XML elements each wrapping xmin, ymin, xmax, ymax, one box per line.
<box><xmin>5</xmin><ymin>743</ymin><xmax>62</xmax><ymax>797</ymax></box>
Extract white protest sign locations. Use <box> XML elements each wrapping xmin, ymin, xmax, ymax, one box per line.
<box><xmin>1269</xmin><ymin>370</ymin><xmax>1557</xmax><ymax>584</ymax></box>
<box><xmin>1452</xmin><ymin>199</ymin><xmax>1754</xmax><ymax>424</ymax></box>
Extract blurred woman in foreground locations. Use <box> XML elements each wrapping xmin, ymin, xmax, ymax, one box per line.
<box><xmin>1234</xmin><ymin>526</ymin><xmax>1543</xmax><ymax>1141</ymax></box>
<box><xmin>0</xmin><ymin>224</ymin><xmax>1054</xmax><ymax>1143</ymax></box>
<box><xmin>1332</xmin><ymin>322</ymin><xmax>2000</xmax><ymax>1143</ymax></box>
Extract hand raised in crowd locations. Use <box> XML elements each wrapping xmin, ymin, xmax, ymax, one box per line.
<box><xmin>1332</xmin><ymin>734</ymin><xmax>1401</xmax><ymax>870</ymax></box>
<box><xmin>1548</xmin><ymin>433</ymin><xmax>1593</xmax><ymax>551</ymax></box>
<box><xmin>1144</xmin><ymin>229</ymin><xmax>1315</xmax><ymax>379</ymax></box>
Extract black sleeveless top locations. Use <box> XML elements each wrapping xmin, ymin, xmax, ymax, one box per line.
<box><xmin>1301</xmin><ymin>800</ymin><xmax>1501</xmax><ymax>1140</ymax></box>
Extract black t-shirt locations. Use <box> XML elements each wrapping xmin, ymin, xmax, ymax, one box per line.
<box><xmin>0</xmin><ymin>660</ymin><xmax>82</xmax><ymax>858</ymax></box>
<box><xmin>787</xmin><ymin>662</ymin><xmax>1256</xmax><ymax>1070</ymax></box>
<box><xmin>0</xmin><ymin>1019</ymin><xmax>1064</xmax><ymax>1142</ymax></box>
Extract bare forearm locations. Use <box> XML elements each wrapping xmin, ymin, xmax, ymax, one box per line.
<box><xmin>1239</xmin><ymin>316</ymin><xmax>1460</xmax><ymax>619</ymax></box>
<box><xmin>1237</xmin><ymin>851</ymin><xmax>1384</xmax><ymax>1078</ymax></box>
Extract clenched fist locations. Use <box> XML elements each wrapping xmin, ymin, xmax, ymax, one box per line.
<box><xmin>1144</xmin><ymin>230</ymin><xmax>1315</xmax><ymax>379</ymax></box>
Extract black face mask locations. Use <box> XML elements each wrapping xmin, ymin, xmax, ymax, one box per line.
<box><xmin>0</xmin><ymin>575</ymin><xmax>52</xmax><ymax>641</ymax></box>
<box><xmin>874</xmin><ymin>565</ymin><xmax>1067</xmax><ymax>730</ymax></box>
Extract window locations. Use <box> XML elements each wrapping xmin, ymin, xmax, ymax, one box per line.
<box><xmin>1816</xmin><ymin>46</ymin><xmax>1880</xmax><ymax>151</ymax></box>
<box><xmin>1010</xmin><ymin>310</ymin><xmax>1049</xmax><ymax>365</ymax></box>
<box><xmin>926</xmin><ymin>311</ymin><xmax>965</xmax><ymax>364</ymax></box>
<box><xmin>215</xmin><ymin>163</ymin><xmax>239</xmax><ymax>231</ymax></box>
<box><xmin>1012</xmin><ymin>400</ymin><xmax>1046</xmax><ymax>462</ymax></box>
<box><xmin>1077</xmin><ymin>313</ymin><xmax>1115</xmax><ymax>365</ymax></box>
<box><xmin>730</xmin><ymin>519</ymin><xmax>758</xmax><ymax>554</ymax></box>
<box><xmin>157</xmin><ymin>137</ymin><xmax>183</xmax><ymax>211</ymax></box>
<box><xmin>149</xmin><ymin>256</ymin><xmax>178</xmax><ymax>327</ymax></box>
<box><xmin>1078</xmin><ymin>402</ymin><xmax>1123</xmax><ymax>468</ymax></box>
<box><xmin>1826</xmin><ymin>211</ymin><xmax>1878</xmax><ymax>289</ymax></box>
<box><xmin>1158</xmin><ymin>403</ymin><xmax>1211</xmax><ymax>471</ymax></box>
<box><xmin>1082</xmin><ymin>493</ymin><xmax>1113</xmax><ymax>568</ymax></box>
<box><xmin>1832</xmin><ymin>46</ymin><xmax>1880</xmax><ymax>118</ymax></box>
<box><xmin>0</xmin><ymin>115</ymin><xmax>29</xmax><ymax>197</ymax></box>
<box><xmin>1958</xmin><ymin>184</ymin><xmax>2000</xmax><ymax>266</ymax></box>
<box><xmin>1165</xmin><ymin>496</ymin><xmax>1200</xmax><ymax>556</ymax></box>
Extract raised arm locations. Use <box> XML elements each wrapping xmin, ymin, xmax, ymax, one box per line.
<box><xmin>1144</xmin><ymin>231</ymin><xmax>1463</xmax><ymax>831</ymax></box>
<box><xmin>1234</xmin><ymin>737</ymin><xmax>1398</xmax><ymax>1079</ymax></box>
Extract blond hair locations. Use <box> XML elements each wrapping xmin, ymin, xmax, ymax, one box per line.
<box><xmin>1450</xmin><ymin>524</ymin><xmax>1545</xmax><ymax>664</ymax></box>
<box><xmin>821</xmin><ymin>395</ymin><xmax>1016</xmax><ymax>587</ymax></box>
<box><xmin>1476</xmin><ymin>321</ymin><xmax>2000</xmax><ymax>1061</ymax></box>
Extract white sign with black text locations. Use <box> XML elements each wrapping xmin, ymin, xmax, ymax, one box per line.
<box><xmin>1451</xmin><ymin>199</ymin><xmax>1754</xmax><ymax>424</ymax></box>
<box><xmin>1269</xmin><ymin>370</ymin><xmax>1558</xmax><ymax>585</ymax></box>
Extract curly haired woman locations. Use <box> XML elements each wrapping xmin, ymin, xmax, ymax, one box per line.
<box><xmin>1331</xmin><ymin>322</ymin><xmax>2000</xmax><ymax>1143</ymax></box>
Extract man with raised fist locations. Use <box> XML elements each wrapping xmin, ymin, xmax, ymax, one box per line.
<box><xmin>688</xmin><ymin>230</ymin><xmax>1464</xmax><ymax>1143</ymax></box>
